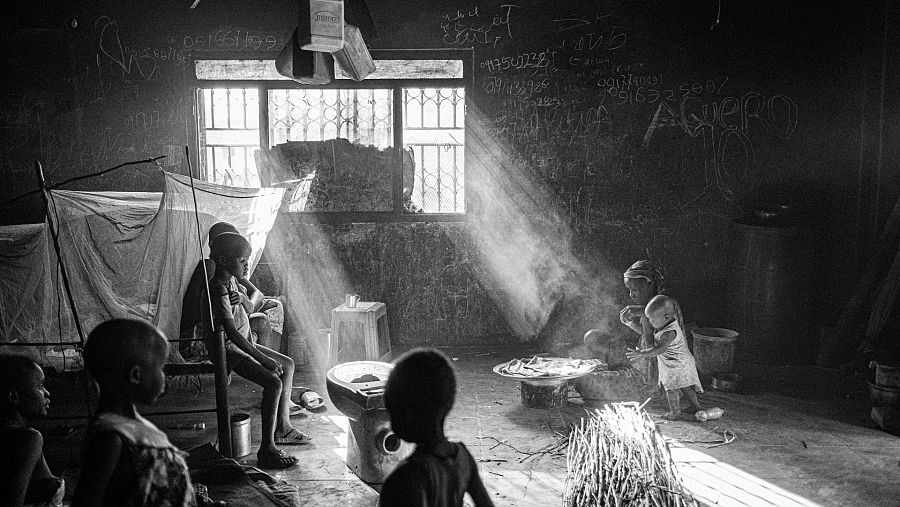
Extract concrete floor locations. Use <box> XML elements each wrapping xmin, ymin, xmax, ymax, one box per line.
<box><xmin>40</xmin><ymin>346</ymin><xmax>900</xmax><ymax>506</ymax></box>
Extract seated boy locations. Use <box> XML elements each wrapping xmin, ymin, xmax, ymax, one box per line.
<box><xmin>206</xmin><ymin>222</ymin><xmax>286</xmax><ymax>350</ymax></box>
<box><xmin>203</xmin><ymin>232</ymin><xmax>309</xmax><ymax>469</ymax></box>
<box><xmin>180</xmin><ymin>223</ymin><xmax>321</xmax><ymax>410</ymax></box>
<box><xmin>379</xmin><ymin>348</ymin><xmax>494</xmax><ymax>507</ymax></box>
<box><xmin>181</xmin><ymin>222</ymin><xmax>283</xmax><ymax>357</ymax></box>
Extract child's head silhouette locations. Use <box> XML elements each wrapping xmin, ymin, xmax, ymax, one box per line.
<box><xmin>645</xmin><ymin>294</ymin><xmax>682</xmax><ymax>330</ymax></box>
<box><xmin>384</xmin><ymin>348</ymin><xmax>456</xmax><ymax>445</ymax></box>
<box><xmin>0</xmin><ymin>354</ymin><xmax>49</xmax><ymax>419</ymax></box>
<box><xmin>208</xmin><ymin>221</ymin><xmax>239</xmax><ymax>242</ymax></box>
<box><xmin>209</xmin><ymin>232</ymin><xmax>252</xmax><ymax>279</ymax></box>
<box><xmin>83</xmin><ymin>318</ymin><xmax>169</xmax><ymax>405</ymax></box>
<box><xmin>210</xmin><ymin>232</ymin><xmax>250</xmax><ymax>258</ymax></box>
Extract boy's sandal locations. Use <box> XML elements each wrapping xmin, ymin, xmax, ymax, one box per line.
<box><xmin>257</xmin><ymin>449</ymin><xmax>299</xmax><ymax>469</ymax></box>
<box><xmin>292</xmin><ymin>387</ymin><xmax>325</xmax><ymax>411</ymax></box>
<box><xmin>274</xmin><ymin>428</ymin><xmax>313</xmax><ymax>445</ymax></box>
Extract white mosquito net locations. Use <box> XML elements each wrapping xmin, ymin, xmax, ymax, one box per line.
<box><xmin>0</xmin><ymin>172</ymin><xmax>285</xmax><ymax>365</ymax></box>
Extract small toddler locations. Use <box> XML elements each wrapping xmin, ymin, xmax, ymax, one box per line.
<box><xmin>626</xmin><ymin>295</ymin><xmax>704</xmax><ymax>419</ymax></box>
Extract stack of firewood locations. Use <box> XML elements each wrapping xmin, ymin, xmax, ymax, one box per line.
<box><xmin>564</xmin><ymin>402</ymin><xmax>696</xmax><ymax>507</ymax></box>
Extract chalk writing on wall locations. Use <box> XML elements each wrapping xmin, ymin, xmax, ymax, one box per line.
<box><xmin>479</xmin><ymin>48</ymin><xmax>557</xmax><ymax>73</ymax></box>
<box><xmin>643</xmin><ymin>86</ymin><xmax>799</xmax><ymax>195</ymax></box>
<box><xmin>551</xmin><ymin>14</ymin><xmax>627</xmax><ymax>52</ymax></box>
<box><xmin>440</xmin><ymin>4</ymin><xmax>523</xmax><ymax>48</ymax></box>
<box><xmin>181</xmin><ymin>30</ymin><xmax>280</xmax><ymax>51</ymax></box>
<box><xmin>97</xmin><ymin>16</ymin><xmax>191</xmax><ymax>80</ymax></box>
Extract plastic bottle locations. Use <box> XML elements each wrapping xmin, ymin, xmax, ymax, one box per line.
<box><xmin>695</xmin><ymin>407</ymin><xmax>725</xmax><ymax>422</ymax></box>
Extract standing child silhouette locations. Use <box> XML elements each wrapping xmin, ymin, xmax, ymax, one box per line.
<box><xmin>73</xmin><ymin>318</ymin><xmax>196</xmax><ymax>506</ymax></box>
<box><xmin>379</xmin><ymin>348</ymin><xmax>494</xmax><ymax>507</ymax></box>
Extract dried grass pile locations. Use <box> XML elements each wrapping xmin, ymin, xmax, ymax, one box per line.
<box><xmin>564</xmin><ymin>402</ymin><xmax>696</xmax><ymax>507</ymax></box>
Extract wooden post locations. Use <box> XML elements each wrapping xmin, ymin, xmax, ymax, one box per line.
<box><xmin>211</xmin><ymin>327</ymin><xmax>233</xmax><ymax>457</ymax></box>
<box><xmin>34</xmin><ymin>161</ymin><xmax>87</xmax><ymax>344</ymax></box>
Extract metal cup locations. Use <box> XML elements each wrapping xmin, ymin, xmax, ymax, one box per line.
<box><xmin>345</xmin><ymin>293</ymin><xmax>360</xmax><ymax>308</ymax></box>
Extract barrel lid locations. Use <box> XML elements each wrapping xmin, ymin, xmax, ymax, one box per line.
<box><xmin>733</xmin><ymin>204</ymin><xmax>802</xmax><ymax>230</ymax></box>
<box><xmin>692</xmin><ymin>327</ymin><xmax>739</xmax><ymax>341</ymax></box>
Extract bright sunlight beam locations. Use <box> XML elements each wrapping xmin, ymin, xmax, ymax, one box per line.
<box><xmin>671</xmin><ymin>443</ymin><xmax>823</xmax><ymax>507</ymax></box>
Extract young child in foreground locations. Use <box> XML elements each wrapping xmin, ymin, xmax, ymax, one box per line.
<box><xmin>0</xmin><ymin>354</ymin><xmax>64</xmax><ymax>507</ymax></box>
<box><xmin>379</xmin><ymin>348</ymin><xmax>494</xmax><ymax>507</ymax></box>
<box><xmin>204</xmin><ymin>232</ymin><xmax>307</xmax><ymax>469</ymax></box>
<box><xmin>626</xmin><ymin>295</ymin><xmax>704</xmax><ymax>419</ymax></box>
<box><xmin>72</xmin><ymin>318</ymin><xmax>196</xmax><ymax>506</ymax></box>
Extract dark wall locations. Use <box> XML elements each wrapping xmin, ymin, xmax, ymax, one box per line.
<box><xmin>0</xmin><ymin>1</ymin><xmax>886</xmax><ymax>353</ymax></box>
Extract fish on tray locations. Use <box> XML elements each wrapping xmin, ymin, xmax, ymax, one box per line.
<box><xmin>497</xmin><ymin>356</ymin><xmax>606</xmax><ymax>378</ymax></box>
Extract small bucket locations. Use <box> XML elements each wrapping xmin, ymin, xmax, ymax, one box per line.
<box><xmin>692</xmin><ymin>328</ymin><xmax>739</xmax><ymax>378</ymax></box>
<box><xmin>872</xmin><ymin>362</ymin><xmax>900</xmax><ymax>388</ymax></box>
<box><xmin>868</xmin><ymin>381</ymin><xmax>900</xmax><ymax>407</ymax></box>
<box><xmin>230</xmin><ymin>412</ymin><xmax>252</xmax><ymax>457</ymax></box>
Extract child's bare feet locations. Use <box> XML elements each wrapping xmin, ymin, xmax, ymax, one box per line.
<box><xmin>662</xmin><ymin>411</ymin><xmax>682</xmax><ymax>420</ymax></box>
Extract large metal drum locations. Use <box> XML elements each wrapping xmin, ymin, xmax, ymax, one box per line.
<box><xmin>726</xmin><ymin>216</ymin><xmax>814</xmax><ymax>364</ymax></box>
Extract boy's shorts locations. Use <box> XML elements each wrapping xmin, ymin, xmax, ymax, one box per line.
<box><xmin>224</xmin><ymin>342</ymin><xmax>253</xmax><ymax>372</ymax></box>
<box><xmin>209</xmin><ymin>332</ymin><xmax>257</xmax><ymax>372</ymax></box>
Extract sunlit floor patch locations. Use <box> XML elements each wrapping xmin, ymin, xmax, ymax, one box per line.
<box><xmin>326</xmin><ymin>414</ymin><xmax>349</xmax><ymax>460</ymax></box>
<box><xmin>671</xmin><ymin>443</ymin><xmax>823</xmax><ymax>507</ymax></box>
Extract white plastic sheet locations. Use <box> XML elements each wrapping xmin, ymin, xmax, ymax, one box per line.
<box><xmin>0</xmin><ymin>172</ymin><xmax>284</xmax><ymax>363</ymax></box>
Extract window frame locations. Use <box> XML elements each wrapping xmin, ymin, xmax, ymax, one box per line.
<box><xmin>194</xmin><ymin>48</ymin><xmax>474</xmax><ymax>224</ymax></box>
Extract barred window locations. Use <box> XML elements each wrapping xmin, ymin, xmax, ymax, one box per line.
<box><xmin>195</xmin><ymin>52</ymin><xmax>469</xmax><ymax>219</ymax></box>
<box><xmin>268</xmin><ymin>89</ymin><xmax>393</xmax><ymax>147</ymax></box>
<box><xmin>197</xmin><ymin>88</ymin><xmax>261</xmax><ymax>188</ymax></box>
<box><xmin>404</xmin><ymin>88</ymin><xmax>465</xmax><ymax>214</ymax></box>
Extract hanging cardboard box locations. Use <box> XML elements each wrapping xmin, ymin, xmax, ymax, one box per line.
<box><xmin>276</xmin><ymin>28</ymin><xmax>335</xmax><ymax>85</ymax></box>
<box><xmin>298</xmin><ymin>0</ymin><xmax>345</xmax><ymax>52</ymax></box>
<box><xmin>333</xmin><ymin>23</ymin><xmax>375</xmax><ymax>81</ymax></box>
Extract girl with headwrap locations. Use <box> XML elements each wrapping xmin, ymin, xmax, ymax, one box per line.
<box><xmin>619</xmin><ymin>259</ymin><xmax>666</xmax><ymax>342</ymax></box>
<box><xmin>572</xmin><ymin>259</ymin><xmax>667</xmax><ymax>402</ymax></box>
<box><xmin>617</xmin><ymin>259</ymin><xmax>666</xmax><ymax>390</ymax></box>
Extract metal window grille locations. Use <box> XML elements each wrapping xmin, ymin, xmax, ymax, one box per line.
<box><xmin>268</xmin><ymin>89</ymin><xmax>393</xmax><ymax>147</ymax></box>
<box><xmin>404</xmin><ymin>88</ymin><xmax>465</xmax><ymax>213</ymax></box>
<box><xmin>197</xmin><ymin>88</ymin><xmax>261</xmax><ymax>187</ymax></box>
<box><xmin>198</xmin><ymin>86</ymin><xmax>466</xmax><ymax>213</ymax></box>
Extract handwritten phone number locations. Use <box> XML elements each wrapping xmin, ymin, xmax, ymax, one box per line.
<box><xmin>604</xmin><ymin>78</ymin><xmax>729</xmax><ymax>105</ymax></box>
<box><xmin>482</xmin><ymin>77</ymin><xmax>551</xmax><ymax>96</ymax></box>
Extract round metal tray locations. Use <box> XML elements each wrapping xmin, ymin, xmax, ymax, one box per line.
<box><xmin>492</xmin><ymin>358</ymin><xmax>597</xmax><ymax>384</ymax></box>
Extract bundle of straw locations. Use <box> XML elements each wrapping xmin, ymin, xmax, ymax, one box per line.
<box><xmin>564</xmin><ymin>402</ymin><xmax>696</xmax><ymax>507</ymax></box>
